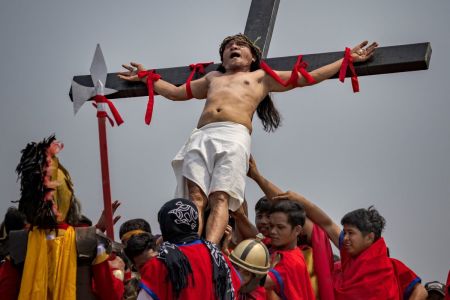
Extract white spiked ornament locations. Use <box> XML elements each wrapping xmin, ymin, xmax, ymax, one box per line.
<box><xmin>71</xmin><ymin>44</ymin><xmax>117</xmax><ymax>114</ymax></box>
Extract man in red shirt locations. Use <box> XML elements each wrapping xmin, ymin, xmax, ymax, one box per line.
<box><xmin>128</xmin><ymin>198</ymin><xmax>240</xmax><ymax>300</ymax></box>
<box><xmin>273</xmin><ymin>190</ymin><xmax>428</xmax><ymax>300</ymax></box>
<box><xmin>264</xmin><ymin>200</ymin><xmax>316</xmax><ymax>300</ymax></box>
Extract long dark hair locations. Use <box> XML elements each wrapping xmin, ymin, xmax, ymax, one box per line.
<box><xmin>218</xmin><ymin>34</ymin><xmax>281</xmax><ymax>132</ymax></box>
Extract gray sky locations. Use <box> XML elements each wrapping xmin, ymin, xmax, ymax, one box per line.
<box><xmin>1</xmin><ymin>0</ymin><xmax>449</xmax><ymax>283</ymax></box>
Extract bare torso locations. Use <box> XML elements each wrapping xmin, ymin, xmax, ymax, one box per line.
<box><xmin>197</xmin><ymin>69</ymin><xmax>268</xmax><ymax>134</ymax></box>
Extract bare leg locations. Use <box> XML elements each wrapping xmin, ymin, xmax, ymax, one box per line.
<box><xmin>206</xmin><ymin>191</ymin><xmax>229</xmax><ymax>244</ymax></box>
<box><xmin>187</xmin><ymin>179</ymin><xmax>208</xmax><ymax>236</ymax></box>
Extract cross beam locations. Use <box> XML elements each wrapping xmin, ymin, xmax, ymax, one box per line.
<box><xmin>69</xmin><ymin>43</ymin><xmax>431</xmax><ymax>101</ymax></box>
<box><xmin>69</xmin><ymin>1</ymin><xmax>431</xmax><ymax>100</ymax></box>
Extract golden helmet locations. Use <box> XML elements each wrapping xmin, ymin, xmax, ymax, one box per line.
<box><xmin>229</xmin><ymin>234</ymin><xmax>270</xmax><ymax>275</ymax></box>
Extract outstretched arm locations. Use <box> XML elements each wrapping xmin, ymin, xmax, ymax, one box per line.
<box><xmin>265</xmin><ymin>41</ymin><xmax>378</xmax><ymax>92</ymax></box>
<box><xmin>118</xmin><ymin>62</ymin><xmax>209</xmax><ymax>100</ymax></box>
<box><xmin>273</xmin><ymin>191</ymin><xmax>341</xmax><ymax>247</ymax></box>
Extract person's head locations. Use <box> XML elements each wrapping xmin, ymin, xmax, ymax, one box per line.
<box><xmin>219</xmin><ymin>33</ymin><xmax>261</xmax><ymax>73</ymax></box>
<box><xmin>157</xmin><ymin>198</ymin><xmax>199</xmax><ymax>243</ymax></box>
<box><xmin>0</xmin><ymin>207</ymin><xmax>27</xmax><ymax>242</ymax></box>
<box><xmin>229</xmin><ymin>234</ymin><xmax>270</xmax><ymax>294</ymax></box>
<box><xmin>120</xmin><ymin>218</ymin><xmax>156</xmax><ymax>269</ymax></box>
<box><xmin>123</xmin><ymin>232</ymin><xmax>157</xmax><ymax>269</ymax></box>
<box><xmin>218</xmin><ymin>34</ymin><xmax>281</xmax><ymax>133</ymax></box>
<box><xmin>340</xmin><ymin>206</ymin><xmax>386</xmax><ymax>257</ymax></box>
<box><xmin>269</xmin><ymin>200</ymin><xmax>305</xmax><ymax>249</ymax></box>
<box><xmin>425</xmin><ymin>281</ymin><xmax>445</xmax><ymax>299</ymax></box>
<box><xmin>255</xmin><ymin>196</ymin><xmax>271</xmax><ymax>237</ymax></box>
<box><xmin>120</xmin><ymin>218</ymin><xmax>152</xmax><ymax>244</ymax></box>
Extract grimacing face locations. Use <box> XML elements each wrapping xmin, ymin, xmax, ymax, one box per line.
<box><xmin>221</xmin><ymin>39</ymin><xmax>255</xmax><ymax>72</ymax></box>
<box><xmin>269</xmin><ymin>212</ymin><xmax>302</xmax><ymax>249</ymax></box>
<box><xmin>342</xmin><ymin>224</ymin><xmax>375</xmax><ymax>257</ymax></box>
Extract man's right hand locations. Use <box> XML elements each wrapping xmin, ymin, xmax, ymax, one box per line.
<box><xmin>247</xmin><ymin>154</ymin><xmax>260</xmax><ymax>180</ymax></box>
<box><xmin>118</xmin><ymin>62</ymin><xmax>147</xmax><ymax>82</ymax></box>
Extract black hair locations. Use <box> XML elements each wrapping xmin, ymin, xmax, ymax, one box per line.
<box><xmin>218</xmin><ymin>34</ymin><xmax>281</xmax><ymax>132</ymax></box>
<box><xmin>255</xmin><ymin>196</ymin><xmax>271</xmax><ymax>214</ymax></box>
<box><xmin>269</xmin><ymin>200</ymin><xmax>306</xmax><ymax>227</ymax></box>
<box><xmin>341</xmin><ymin>206</ymin><xmax>386</xmax><ymax>240</ymax></box>
<box><xmin>3</xmin><ymin>207</ymin><xmax>26</xmax><ymax>234</ymax></box>
<box><xmin>123</xmin><ymin>233</ymin><xmax>156</xmax><ymax>260</ymax></box>
<box><xmin>119</xmin><ymin>218</ymin><xmax>152</xmax><ymax>239</ymax></box>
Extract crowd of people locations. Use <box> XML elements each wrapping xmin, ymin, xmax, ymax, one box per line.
<box><xmin>1</xmin><ymin>34</ymin><xmax>449</xmax><ymax>299</ymax></box>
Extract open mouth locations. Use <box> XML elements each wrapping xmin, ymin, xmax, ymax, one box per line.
<box><xmin>230</xmin><ymin>52</ymin><xmax>241</xmax><ymax>59</ymax></box>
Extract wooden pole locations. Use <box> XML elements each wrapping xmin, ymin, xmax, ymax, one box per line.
<box><xmin>97</xmin><ymin>116</ymin><xmax>114</xmax><ymax>239</ymax></box>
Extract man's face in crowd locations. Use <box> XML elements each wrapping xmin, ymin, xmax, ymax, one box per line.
<box><xmin>222</xmin><ymin>39</ymin><xmax>254</xmax><ymax>72</ymax></box>
<box><xmin>255</xmin><ymin>210</ymin><xmax>270</xmax><ymax>237</ymax></box>
<box><xmin>342</xmin><ymin>224</ymin><xmax>374</xmax><ymax>257</ymax></box>
<box><xmin>269</xmin><ymin>212</ymin><xmax>301</xmax><ymax>249</ymax></box>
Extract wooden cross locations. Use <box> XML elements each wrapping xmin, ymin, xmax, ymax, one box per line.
<box><xmin>68</xmin><ymin>0</ymin><xmax>431</xmax><ymax>237</ymax></box>
<box><xmin>70</xmin><ymin>0</ymin><xmax>431</xmax><ymax>100</ymax></box>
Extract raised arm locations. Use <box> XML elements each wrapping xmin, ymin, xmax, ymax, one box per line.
<box><xmin>265</xmin><ymin>41</ymin><xmax>378</xmax><ymax>92</ymax></box>
<box><xmin>247</xmin><ymin>154</ymin><xmax>283</xmax><ymax>199</ymax></box>
<box><xmin>247</xmin><ymin>155</ymin><xmax>315</xmax><ymax>240</ymax></box>
<box><xmin>118</xmin><ymin>62</ymin><xmax>209</xmax><ymax>101</ymax></box>
<box><xmin>273</xmin><ymin>191</ymin><xmax>341</xmax><ymax>247</ymax></box>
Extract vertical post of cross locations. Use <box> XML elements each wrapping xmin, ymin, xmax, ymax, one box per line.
<box><xmin>244</xmin><ymin>0</ymin><xmax>280</xmax><ymax>59</ymax></box>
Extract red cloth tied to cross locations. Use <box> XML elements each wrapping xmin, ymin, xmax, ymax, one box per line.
<box><xmin>138</xmin><ymin>70</ymin><xmax>161</xmax><ymax>125</ymax></box>
<box><xmin>260</xmin><ymin>55</ymin><xmax>316</xmax><ymax>87</ymax></box>
<box><xmin>186</xmin><ymin>62</ymin><xmax>213</xmax><ymax>99</ymax></box>
<box><xmin>92</xmin><ymin>95</ymin><xmax>124</xmax><ymax>127</ymax></box>
<box><xmin>339</xmin><ymin>47</ymin><xmax>359</xmax><ymax>93</ymax></box>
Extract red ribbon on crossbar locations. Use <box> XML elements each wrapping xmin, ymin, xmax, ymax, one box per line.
<box><xmin>92</xmin><ymin>95</ymin><xmax>124</xmax><ymax>126</ymax></box>
<box><xmin>186</xmin><ymin>62</ymin><xmax>213</xmax><ymax>99</ymax></box>
<box><xmin>138</xmin><ymin>70</ymin><xmax>161</xmax><ymax>125</ymax></box>
<box><xmin>339</xmin><ymin>47</ymin><xmax>359</xmax><ymax>93</ymax></box>
<box><xmin>260</xmin><ymin>55</ymin><xmax>316</xmax><ymax>87</ymax></box>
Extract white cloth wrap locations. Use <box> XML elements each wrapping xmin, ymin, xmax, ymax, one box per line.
<box><xmin>171</xmin><ymin>121</ymin><xmax>251</xmax><ymax>211</ymax></box>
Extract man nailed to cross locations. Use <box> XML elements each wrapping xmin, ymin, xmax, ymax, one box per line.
<box><xmin>119</xmin><ymin>34</ymin><xmax>378</xmax><ymax>244</ymax></box>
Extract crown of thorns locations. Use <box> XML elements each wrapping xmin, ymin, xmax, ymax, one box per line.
<box><xmin>219</xmin><ymin>34</ymin><xmax>262</xmax><ymax>61</ymax></box>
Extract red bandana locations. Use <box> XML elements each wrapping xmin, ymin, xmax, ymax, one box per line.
<box><xmin>339</xmin><ymin>47</ymin><xmax>359</xmax><ymax>93</ymax></box>
<box><xmin>138</xmin><ymin>70</ymin><xmax>161</xmax><ymax>125</ymax></box>
<box><xmin>260</xmin><ymin>55</ymin><xmax>316</xmax><ymax>87</ymax></box>
<box><xmin>186</xmin><ymin>62</ymin><xmax>213</xmax><ymax>99</ymax></box>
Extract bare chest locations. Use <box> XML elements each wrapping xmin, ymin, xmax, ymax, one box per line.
<box><xmin>208</xmin><ymin>72</ymin><xmax>265</xmax><ymax>96</ymax></box>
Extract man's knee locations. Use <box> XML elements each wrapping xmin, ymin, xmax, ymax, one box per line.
<box><xmin>209</xmin><ymin>191</ymin><xmax>229</xmax><ymax>207</ymax></box>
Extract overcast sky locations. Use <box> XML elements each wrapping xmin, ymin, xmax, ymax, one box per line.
<box><xmin>1</xmin><ymin>0</ymin><xmax>449</xmax><ymax>283</ymax></box>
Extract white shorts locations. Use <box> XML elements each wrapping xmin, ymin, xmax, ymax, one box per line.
<box><xmin>171</xmin><ymin>121</ymin><xmax>251</xmax><ymax>211</ymax></box>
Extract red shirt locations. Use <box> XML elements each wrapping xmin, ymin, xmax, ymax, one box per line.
<box><xmin>334</xmin><ymin>236</ymin><xmax>400</xmax><ymax>300</ymax></box>
<box><xmin>0</xmin><ymin>259</ymin><xmax>21</xmax><ymax>300</ymax></box>
<box><xmin>140</xmin><ymin>240</ymin><xmax>240</xmax><ymax>299</ymax></box>
<box><xmin>390</xmin><ymin>258</ymin><xmax>421</xmax><ymax>299</ymax></box>
<box><xmin>268</xmin><ymin>247</ymin><xmax>316</xmax><ymax>300</ymax></box>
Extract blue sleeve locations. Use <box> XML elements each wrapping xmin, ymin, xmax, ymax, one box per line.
<box><xmin>404</xmin><ymin>277</ymin><xmax>421</xmax><ymax>300</ymax></box>
<box><xmin>269</xmin><ymin>268</ymin><xmax>287</xmax><ymax>300</ymax></box>
<box><xmin>139</xmin><ymin>281</ymin><xmax>160</xmax><ymax>300</ymax></box>
<box><xmin>338</xmin><ymin>230</ymin><xmax>344</xmax><ymax>249</ymax></box>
